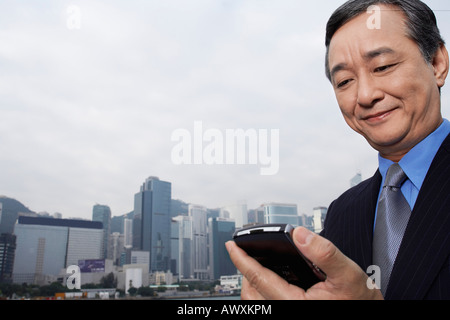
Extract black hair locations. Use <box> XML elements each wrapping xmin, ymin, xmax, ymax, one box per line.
<box><xmin>325</xmin><ymin>0</ymin><xmax>445</xmax><ymax>81</ymax></box>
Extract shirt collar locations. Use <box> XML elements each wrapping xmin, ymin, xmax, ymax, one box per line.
<box><xmin>378</xmin><ymin>119</ymin><xmax>450</xmax><ymax>190</ymax></box>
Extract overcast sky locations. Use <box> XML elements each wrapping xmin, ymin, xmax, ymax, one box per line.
<box><xmin>1</xmin><ymin>0</ymin><xmax>449</xmax><ymax>220</ymax></box>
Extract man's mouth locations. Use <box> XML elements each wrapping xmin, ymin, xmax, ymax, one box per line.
<box><xmin>362</xmin><ymin>108</ymin><xmax>397</xmax><ymax>123</ymax></box>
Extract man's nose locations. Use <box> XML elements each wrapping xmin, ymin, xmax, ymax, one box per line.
<box><xmin>356</xmin><ymin>75</ymin><xmax>384</xmax><ymax>108</ymax></box>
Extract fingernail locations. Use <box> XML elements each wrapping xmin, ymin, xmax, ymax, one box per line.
<box><xmin>225</xmin><ymin>241</ymin><xmax>233</xmax><ymax>252</ymax></box>
<box><xmin>295</xmin><ymin>227</ymin><xmax>314</xmax><ymax>246</ymax></box>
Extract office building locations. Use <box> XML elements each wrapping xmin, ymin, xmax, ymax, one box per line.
<box><xmin>208</xmin><ymin>217</ymin><xmax>236</xmax><ymax>280</ymax></box>
<box><xmin>189</xmin><ymin>204</ymin><xmax>208</xmax><ymax>280</ymax></box>
<box><xmin>313</xmin><ymin>206</ymin><xmax>328</xmax><ymax>233</ymax></box>
<box><xmin>133</xmin><ymin>176</ymin><xmax>171</xmax><ymax>272</ymax></box>
<box><xmin>169</xmin><ymin>218</ymin><xmax>179</xmax><ymax>275</ymax></box>
<box><xmin>123</xmin><ymin>218</ymin><xmax>133</xmax><ymax>249</ymax></box>
<box><xmin>0</xmin><ymin>233</ymin><xmax>16</xmax><ymax>283</ymax></box>
<box><xmin>121</xmin><ymin>263</ymin><xmax>149</xmax><ymax>293</ymax></box>
<box><xmin>220</xmin><ymin>201</ymin><xmax>247</xmax><ymax>229</ymax></box>
<box><xmin>171</xmin><ymin>215</ymin><xmax>193</xmax><ymax>280</ymax></box>
<box><xmin>109</xmin><ymin>232</ymin><xmax>124</xmax><ymax>265</ymax></box>
<box><xmin>298</xmin><ymin>213</ymin><xmax>315</xmax><ymax>231</ymax></box>
<box><xmin>131</xmin><ymin>250</ymin><xmax>150</xmax><ymax>265</ymax></box>
<box><xmin>262</xmin><ymin>203</ymin><xmax>299</xmax><ymax>226</ymax></box>
<box><xmin>110</xmin><ymin>214</ymin><xmax>125</xmax><ymax>234</ymax></box>
<box><xmin>150</xmin><ymin>270</ymin><xmax>174</xmax><ymax>286</ymax></box>
<box><xmin>13</xmin><ymin>216</ymin><xmax>103</xmax><ymax>285</ymax></box>
<box><xmin>92</xmin><ymin>204</ymin><xmax>111</xmax><ymax>259</ymax></box>
<box><xmin>350</xmin><ymin>172</ymin><xmax>363</xmax><ymax>187</ymax></box>
<box><xmin>248</xmin><ymin>206</ymin><xmax>265</xmax><ymax>225</ymax></box>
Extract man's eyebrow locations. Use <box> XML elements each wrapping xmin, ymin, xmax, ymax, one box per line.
<box><xmin>363</xmin><ymin>47</ymin><xmax>396</xmax><ymax>60</ymax></box>
<box><xmin>330</xmin><ymin>63</ymin><xmax>348</xmax><ymax>81</ymax></box>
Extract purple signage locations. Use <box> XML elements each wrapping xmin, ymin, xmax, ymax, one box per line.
<box><xmin>78</xmin><ymin>259</ymin><xmax>105</xmax><ymax>273</ymax></box>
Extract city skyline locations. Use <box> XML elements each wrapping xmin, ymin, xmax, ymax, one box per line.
<box><xmin>0</xmin><ymin>181</ymin><xmax>322</xmax><ymax>220</ymax></box>
<box><xmin>1</xmin><ymin>0</ymin><xmax>450</xmax><ymax>221</ymax></box>
<box><xmin>1</xmin><ymin>176</ymin><xmax>317</xmax><ymax>288</ymax></box>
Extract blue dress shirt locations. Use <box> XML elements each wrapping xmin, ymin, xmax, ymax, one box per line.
<box><xmin>374</xmin><ymin>119</ymin><xmax>450</xmax><ymax>231</ymax></box>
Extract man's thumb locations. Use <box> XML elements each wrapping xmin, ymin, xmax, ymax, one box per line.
<box><xmin>293</xmin><ymin>227</ymin><xmax>352</xmax><ymax>280</ymax></box>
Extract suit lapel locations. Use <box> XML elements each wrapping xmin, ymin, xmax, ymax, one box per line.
<box><xmin>321</xmin><ymin>170</ymin><xmax>381</xmax><ymax>272</ymax></box>
<box><xmin>343</xmin><ymin>170</ymin><xmax>381</xmax><ymax>271</ymax></box>
<box><xmin>387</xmin><ymin>133</ymin><xmax>450</xmax><ymax>299</ymax></box>
<box><xmin>357</xmin><ymin>171</ymin><xmax>381</xmax><ymax>271</ymax></box>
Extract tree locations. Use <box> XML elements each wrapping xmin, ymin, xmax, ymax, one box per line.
<box><xmin>39</xmin><ymin>282</ymin><xmax>66</xmax><ymax>297</ymax></box>
<box><xmin>127</xmin><ymin>286</ymin><xmax>138</xmax><ymax>296</ymax></box>
<box><xmin>99</xmin><ymin>272</ymin><xmax>117</xmax><ymax>288</ymax></box>
<box><xmin>137</xmin><ymin>286</ymin><xmax>154</xmax><ymax>297</ymax></box>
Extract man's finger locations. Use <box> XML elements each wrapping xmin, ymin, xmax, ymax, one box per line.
<box><xmin>292</xmin><ymin>227</ymin><xmax>383</xmax><ymax>300</ymax></box>
<box><xmin>225</xmin><ymin>241</ymin><xmax>305</xmax><ymax>300</ymax></box>
<box><xmin>241</xmin><ymin>277</ymin><xmax>266</xmax><ymax>300</ymax></box>
<box><xmin>293</xmin><ymin>227</ymin><xmax>356</xmax><ymax>281</ymax></box>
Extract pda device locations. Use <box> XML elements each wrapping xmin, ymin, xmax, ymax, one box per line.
<box><xmin>233</xmin><ymin>224</ymin><xmax>326</xmax><ymax>290</ymax></box>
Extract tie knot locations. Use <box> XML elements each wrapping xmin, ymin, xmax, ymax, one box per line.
<box><xmin>384</xmin><ymin>163</ymin><xmax>407</xmax><ymax>188</ymax></box>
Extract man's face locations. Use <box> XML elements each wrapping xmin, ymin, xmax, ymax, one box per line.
<box><xmin>328</xmin><ymin>5</ymin><xmax>447</xmax><ymax>160</ymax></box>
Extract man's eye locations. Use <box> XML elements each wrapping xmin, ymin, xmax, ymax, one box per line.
<box><xmin>374</xmin><ymin>64</ymin><xmax>396</xmax><ymax>72</ymax></box>
<box><xmin>337</xmin><ymin>79</ymin><xmax>351</xmax><ymax>88</ymax></box>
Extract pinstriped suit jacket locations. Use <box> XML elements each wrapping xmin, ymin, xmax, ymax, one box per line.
<box><xmin>321</xmin><ymin>133</ymin><xmax>450</xmax><ymax>300</ymax></box>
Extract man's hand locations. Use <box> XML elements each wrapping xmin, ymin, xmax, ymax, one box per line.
<box><xmin>225</xmin><ymin>227</ymin><xmax>384</xmax><ymax>300</ymax></box>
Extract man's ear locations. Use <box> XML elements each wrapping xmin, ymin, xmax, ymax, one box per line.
<box><xmin>432</xmin><ymin>43</ymin><xmax>449</xmax><ymax>88</ymax></box>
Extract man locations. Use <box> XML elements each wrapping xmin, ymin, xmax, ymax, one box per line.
<box><xmin>226</xmin><ymin>0</ymin><xmax>450</xmax><ymax>300</ymax></box>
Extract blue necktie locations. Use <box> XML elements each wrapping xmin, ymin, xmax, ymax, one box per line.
<box><xmin>373</xmin><ymin>163</ymin><xmax>411</xmax><ymax>296</ymax></box>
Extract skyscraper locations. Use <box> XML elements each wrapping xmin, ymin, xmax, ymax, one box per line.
<box><xmin>171</xmin><ymin>215</ymin><xmax>193</xmax><ymax>279</ymax></box>
<box><xmin>133</xmin><ymin>177</ymin><xmax>171</xmax><ymax>272</ymax></box>
<box><xmin>123</xmin><ymin>218</ymin><xmax>133</xmax><ymax>249</ymax></box>
<box><xmin>0</xmin><ymin>233</ymin><xmax>16</xmax><ymax>283</ymax></box>
<box><xmin>92</xmin><ymin>204</ymin><xmax>111</xmax><ymax>259</ymax></box>
<box><xmin>208</xmin><ymin>217</ymin><xmax>236</xmax><ymax>280</ymax></box>
<box><xmin>189</xmin><ymin>204</ymin><xmax>208</xmax><ymax>280</ymax></box>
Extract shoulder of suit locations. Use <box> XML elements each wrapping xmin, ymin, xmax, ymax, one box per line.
<box><xmin>334</xmin><ymin>173</ymin><xmax>379</xmax><ymax>204</ymax></box>
<box><xmin>441</xmin><ymin>132</ymin><xmax>450</xmax><ymax>152</ymax></box>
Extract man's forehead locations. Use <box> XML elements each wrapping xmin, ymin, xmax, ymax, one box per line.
<box><xmin>328</xmin><ymin>7</ymin><xmax>408</xmax><ymax>63</ymax></box>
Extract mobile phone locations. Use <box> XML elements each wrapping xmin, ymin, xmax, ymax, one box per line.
<box><xmin>233</xmin><ymin>224</ymin><xmax>326</xmax><ymax>290</ymax></box>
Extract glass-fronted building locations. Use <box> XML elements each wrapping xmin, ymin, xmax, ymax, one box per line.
<box><xmin>12</xmin><ymin>216</ymin><xmax>103</xmax><ymax>285</ymax></box>
<box><xmin>171</xmin><ymin>215</ymin><xmax>193</xmax><ymax>280</ymax></box>
<box><xmin>134</xmin><ymin>177</ymin><xmax>172</xmax><ymax>272</ymax></box>
<box><xmin>263</xmin><ymin>203</ymin><xmax>299</xmax><ymax>226</ymax></box>
<box><xmin>92</xmin><ymin>204</ymin><xmax>111</xmax><ymax>259</ymax></box>
<box><xmin>208</xmin><ymin>217</ymin><xmax>236</xmax><ymax>280</ymax></box>
<box><xmin>0</xmin><ymin>233</ymin><xmax>16</xmax><ymax>283</ymax></box>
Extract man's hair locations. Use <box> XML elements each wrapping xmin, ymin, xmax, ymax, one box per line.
<box><xmin>325</xmin><ymin>0</ymin><xmax>445</xmax><ymax>81</ymax></box>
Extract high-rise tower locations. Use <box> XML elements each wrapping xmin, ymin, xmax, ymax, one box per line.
<box><xmin>92</xmin><ymin>204</ymin><xmax>111</xmax><ymax>259</ymax></box>
<box><xmin>133</xmin><ymin>177</ymin><xmax>171</xmax><ymax>272</ymax></box>
<box><xmin>189</xmin><ymin>204</ymin><xmax>208</xmax><ymax>280</ymax></box>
